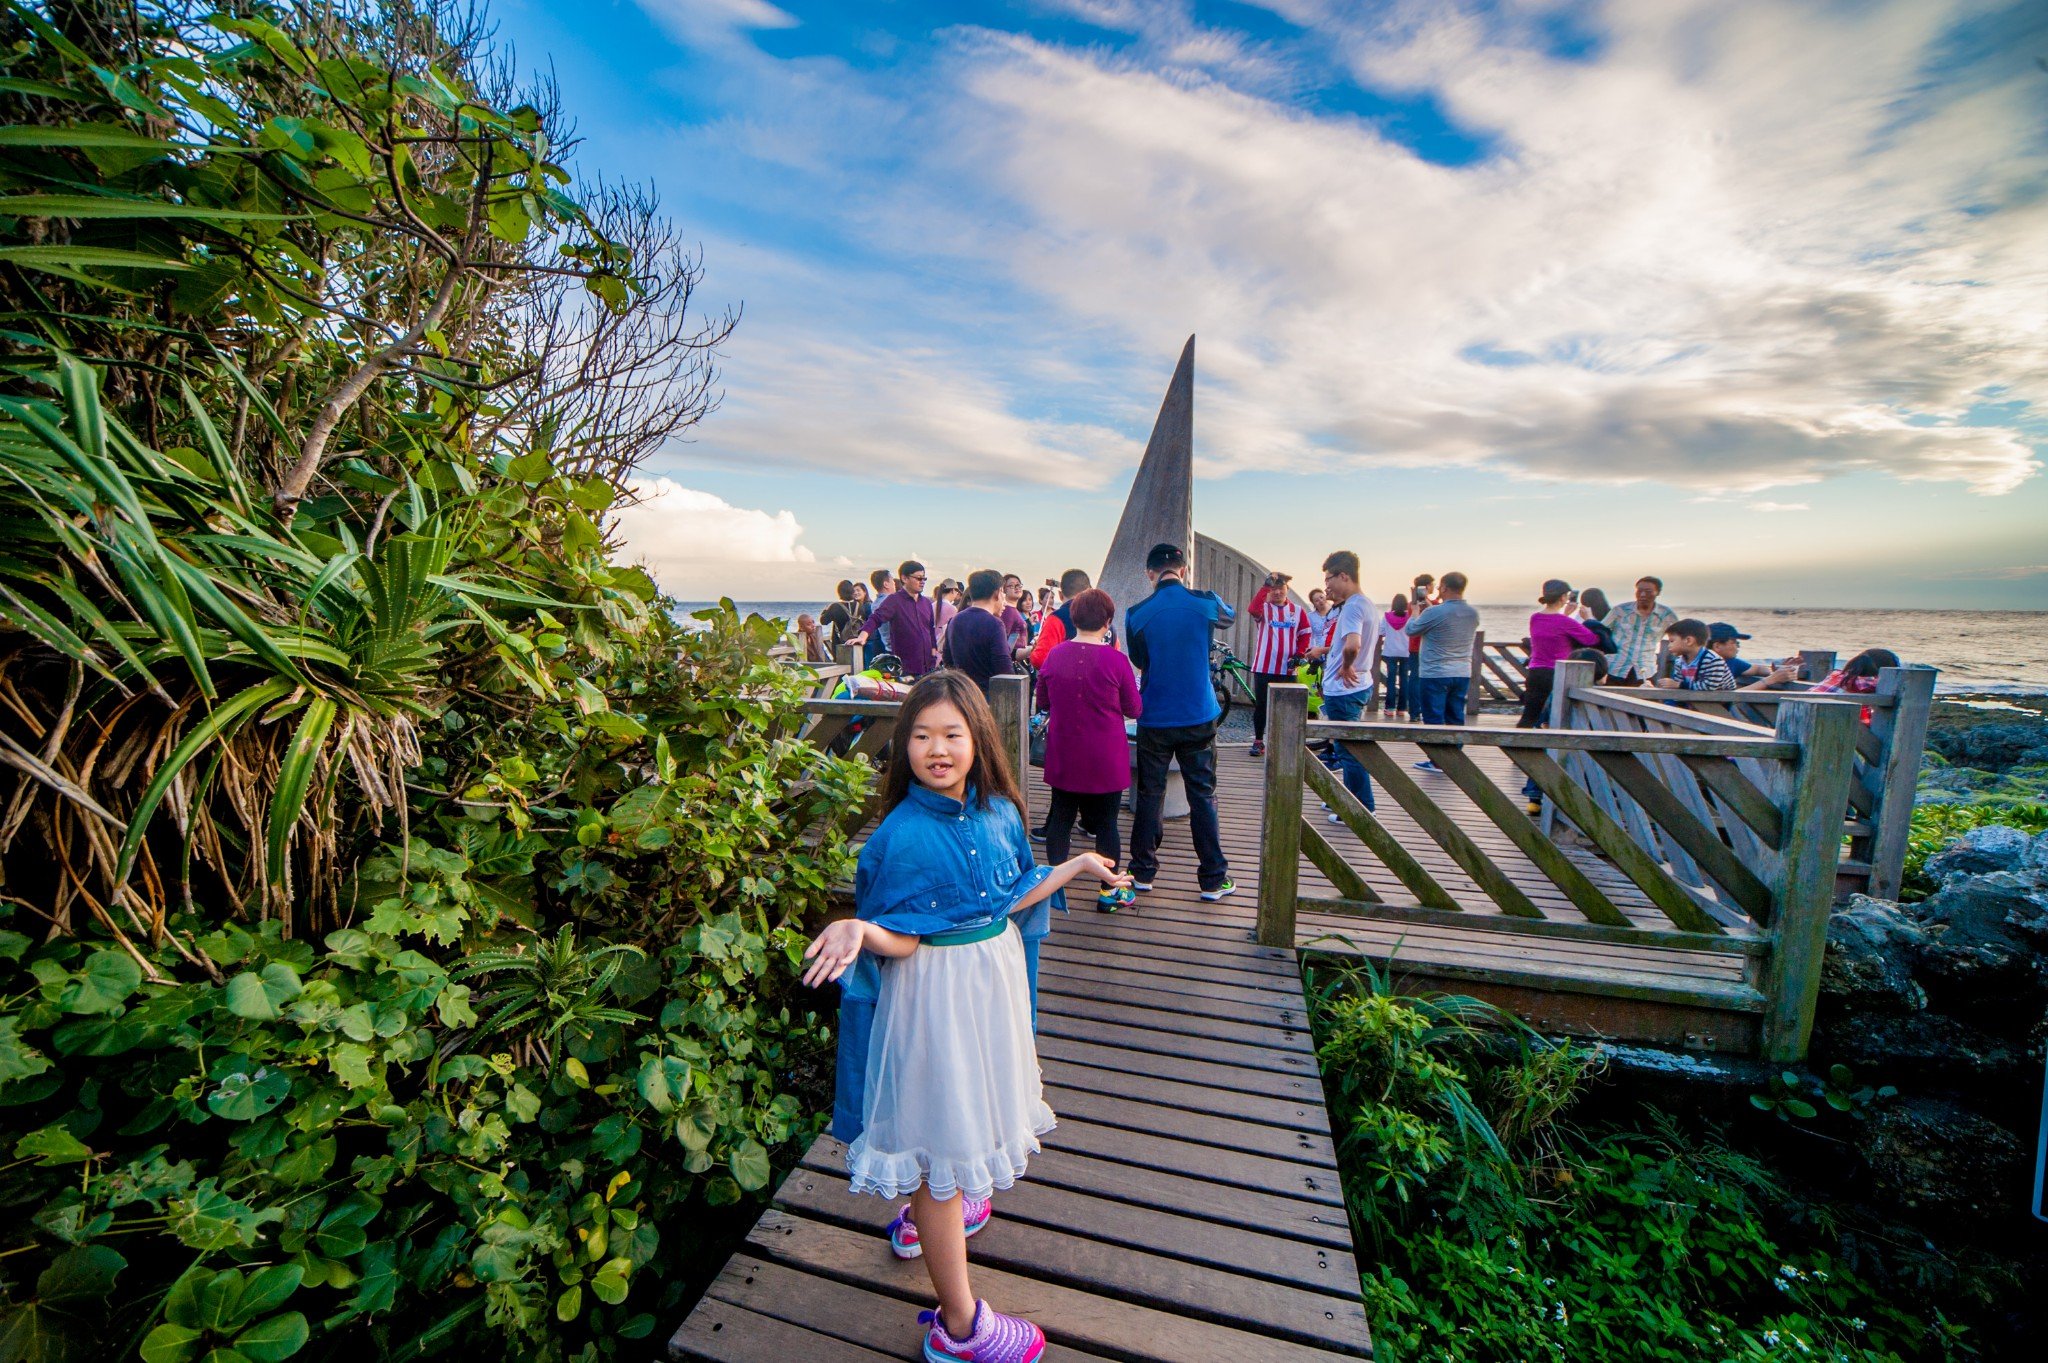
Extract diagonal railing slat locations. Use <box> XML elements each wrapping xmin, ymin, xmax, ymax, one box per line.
<box><xmin>1345</xmin><ymin>739</ymin><xmax>1546</xmax><ymax>919</ymax></box>
<box><xmin>1423</xmin><ymin>743</ymin><xmax>1633</xmax><ymax>927</ymax></box>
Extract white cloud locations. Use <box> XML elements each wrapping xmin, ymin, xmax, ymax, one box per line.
<box><xmin>1748</xmin><ymin>501</ymin><xmax>1811</xmax><ymax>512</ymax></box>
<box><xmin>608</xmin><ymin>478</ymin><xmax>817</xmax><ymax>595</ymax></box>
<box><xmin>635</xmin><ymin>0</ymin><xmax>795</xmax><ymax>50</ymax></box>
<box><xmin>615</xmin><ymin>0</ymin><xmax>2047</xmax><ymax>505</ymax></box>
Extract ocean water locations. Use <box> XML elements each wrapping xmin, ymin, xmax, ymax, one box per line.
<box><xmin>673</xmin><ymin>601</ymin><xmax>2048</xmax><ymax>695</ymax></box>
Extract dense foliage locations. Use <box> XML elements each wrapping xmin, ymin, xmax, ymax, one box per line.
<box><xmin>0</xmin><ymin>4</ymin><xmax>863</xmax><ymax>1361</ymax></box>
<box><xmin>1308</xmin><ymin>962</ymin><xmax>1972</xmax><ymax>1363</ymax></box>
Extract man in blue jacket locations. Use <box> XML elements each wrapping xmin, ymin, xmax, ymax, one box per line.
<box><xmin>1125</xmin><ymin>542</ymin><xmax>1237</xmax><ymax>900</ymax></box>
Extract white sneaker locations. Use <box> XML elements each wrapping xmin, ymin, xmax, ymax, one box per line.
<box><xmin>1327</xmin><ymin>812</ymin><xmax>1343</xmax><ymax>824</ymax></box>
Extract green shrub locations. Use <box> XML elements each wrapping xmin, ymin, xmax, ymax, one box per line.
<box><xmin>0</xmin><ymin>7</ymin><xmax>869</xmax><ymax>1357</ymax></box>
<box><xmin>1899</xmin><ymin>794</ymin><xmax>2048</xmax><ymax>898</ymax></box>
<box><xmin>1306</xmin><ymin>960</ymin><xmax>1966</xmax><ymax>1363</ymax></box>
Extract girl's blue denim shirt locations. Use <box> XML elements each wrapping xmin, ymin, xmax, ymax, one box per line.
<box><xmin>830</xmin><ymin>782</ymin><xmax>1065</xmax><ymax>1142</ymax></box>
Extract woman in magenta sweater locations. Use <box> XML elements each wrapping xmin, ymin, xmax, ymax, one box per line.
<box><xmin>1518</xmin><ymin>579</ymin><xmax>1599</xmax><ymax>811</ymax></box>
<box><xmin>1037</xmin><ymin>589</ymin><xmax>1142</xmax><ymax>911</ymax></box>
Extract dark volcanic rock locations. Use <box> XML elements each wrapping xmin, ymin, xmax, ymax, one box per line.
<box><xmin>1924</xmin><ymin>824</ymin><xmax>2034</xmax><ymax>882</ymax></box>
<box><xmin>1906</xmin><ymin>872</ymin><xmax>2048</xmax><ymax>1022</ymax></box>
<box><xmin>1811</xmin><ymin>1010</ymin><xmax>2024</xmax><ymax>1086</ymax></box>
<box><xmin>1820</xmin><ymin>895</ymin><xmax>1928</xmax><ymax>1014</ymax></box>
<box><xmin>1863</xmin><ymin>1096</ymin><xmax>2029</xmax><ymax>1220</ymax></box>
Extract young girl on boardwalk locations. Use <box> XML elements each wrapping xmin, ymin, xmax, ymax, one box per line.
<box><xmin>803</xmin><ymin>670</ymin><xmax>1130</xmax><ymax>1362</ymax></box>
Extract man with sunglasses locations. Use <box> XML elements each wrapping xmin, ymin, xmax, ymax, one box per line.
<box><xmin>853</xmin><ymin>560</ymin><xmax>942</xmax><ymax>677</ymax></box>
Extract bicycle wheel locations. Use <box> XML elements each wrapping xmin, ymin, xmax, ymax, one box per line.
<box><xmin>1213</xmin><ymin>676</ymin><xmax>1232</xmax><ymax>725</ymax></box>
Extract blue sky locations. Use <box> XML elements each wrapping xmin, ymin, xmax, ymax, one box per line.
<box><xmin>497</xmin><ymin>0</ymin><xmax>2048</xmax><ymax>608</ymax></box>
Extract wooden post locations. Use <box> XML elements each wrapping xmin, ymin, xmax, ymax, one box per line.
<box><xmin>1257</xmin><ymin>684</ymin><xmax>1307</xmax><ymax>947</ymax></box>
<box><xmin>989</xmin><ymin>674</ymin><xmax>1031</xmax><ymax>803</ymax></box>
<box><xmin>1760</xmin><ymin>701</ymin><xmax>1860</xmax><ymax>1061</ymax></box>
<box><xmin>835</xmin><ymin>643</ymin><xmax>858</xmax><ymax>672</ymax></box>
<box><xmin>1799</xmin><ymin>649</ymin><xmax>1837</xmax><ymax>683</ymax></box>
<box><xmin>1468</xmin><ymin>628</ymin><xmax>1486</xmax><ymax>701</ymax></box>
<box><xmin>1539</xmin><ymin>658</ymin><xmax>1595</xmax><ymax>837</ymax></box>
<box><xmin>1864</xmin><ymin>664</ymin><xmax>1938</xmax><ymax>900</ymax></box>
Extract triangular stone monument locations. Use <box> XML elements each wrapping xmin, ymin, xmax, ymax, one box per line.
<box><xmin>1098</xmin><ymin>335</ymin><xmax>1195</xmax><ymax>616</ymax></box>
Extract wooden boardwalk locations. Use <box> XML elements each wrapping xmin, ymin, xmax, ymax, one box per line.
<box><xmin>668</xmin><ymin>701</ymin><xmax>1846</xmax><ymax>1359</ymax></box>
<box><xmin>668</xmin><ymin>759</ymin><xmax>1373</xmax><ymax>1362</ymax></box>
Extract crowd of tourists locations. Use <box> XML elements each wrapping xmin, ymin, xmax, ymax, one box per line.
<box><xmin>791</xmin><ymin>549</ymin><xmax>1906</xmax><ymax>1362</ymax></box>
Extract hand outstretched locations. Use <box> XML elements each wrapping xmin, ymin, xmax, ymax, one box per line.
<box><xmin>1072</xmin><ymin>852</ymin><xmax>1132</xmax><ymax>889</ymax></box>
<box><xmin>801</xmin><ymin>918</ymin><xmax>867</xmax><ymax>988</ymax></box>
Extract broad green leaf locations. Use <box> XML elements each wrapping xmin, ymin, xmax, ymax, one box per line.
<box><xmin>141</xmin><ymin>1323</ymin><xmax>204</xmax><ymax>1363</ymax></box>
<box><xmin>223</xmin><ymin>972</ymin><xmax>276</xmax><ymax>1020</ymax></box>
<box><xmin>13</xmin><ymin>1124</ymin><xmax>93</xmax><ymax>1164</ymax></box>
<box><xmin>36</xmin><ymin>1245</ymin><xmax>124</xmax><ymax>1303</ymax></box>
<box><xmin>58</xmin><ymin>948</ymin><xmax>140</xmax><ymax>1014</ymax></box>
<box><xmin>0</xmin><ymin>1017</ymin><xmax>53</xmax><ymax>1085</ymax></box>
<box><xmin>0</xmin><ymin>126</ymin><xmax>184</xmax><ymax>151</ymax></box>
<box><xmin>588</xmin><ymin>1257</ymin><xmax>630</xmax><ymax>1305</ymax></box>
<box><xmin>232</xmin><ymin>1312</ymin><xmax>308</xmax><ymax>1363</ymax></box>
<box><xmin>205</xmin><ymin>1065</ymin><xmax>288</xmax><ymax>1120</ymax></box>
<box><xmin>554</xmin><ymin>1284</ymin><xmax>582</xmax><ymax>1321</ymax></box>
<box><xmin>729</xmin><ymin>1138</ymin><xmax>772</xmax><ymax>1192</ymax></box>
<box><xmin>235</xmin><ymin>1266</ymin><xmax>301</xmax><ymax>1321</ymax></box>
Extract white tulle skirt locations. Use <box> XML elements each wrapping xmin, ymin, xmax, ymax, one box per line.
<box><xmin>845</xmin><ymin>923</ymin><xmax>1055</xmax><ymax>1201</ymax></box>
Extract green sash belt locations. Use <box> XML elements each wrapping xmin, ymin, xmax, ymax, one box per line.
<box><xmin>923</xmin><ymin>917</ymin><xmax>1012</xmax><ymax>947</ymax></box>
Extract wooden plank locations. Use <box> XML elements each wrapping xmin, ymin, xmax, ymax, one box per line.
<box><xmin>1044</xmin><ymin>1085</ymin><xmax>1339</xmax><ymax>1166</ymax></box>
<box><xmin>671</xmin><ymin>1290</ymin><xmax>902</xmax><ymax>1362</ymax></box>
<box><xmin>1425</xmin><ymin>744</ymin><xmax>1632</xmax><ymax>926</ymax></box>
<box><xmin>1760</xmin><ymin>702</ymin><xmax>1860</xmax><ymax>1061</ymax></box>
<box><xmin>1679</xmin><ymin>754</ymin><xmax>1785</xmax><ymax>848</ymax></box>
<box><xmin>1038</xmin><ymin>994</ymin><xmax>1315</xmax><ymax>1056</ymax></box>
<box><xmin>1300</xmin><ymin>817</ymin><xmax>1380</xmax><ymax>902</ymax></box>
<box><xmin>1302</xmin><ymin>754</ymin><xmax>1461</xmax><ymax>910</ymax></box>
<box><xmin>1588</xmin><ymin>749</ymin><xmax>1773</xmax><ymax>919</ymax></box>
<box><xmin>700</xmin><ymin>1256</ymin><xmax>1122</xmax><ymax>1363</ymax></box>
<box><xmin>1347</xmin><ymin>739</ymin><xmax>1546</xmax><ymax>919</ymax></box>
<box><xmin>1046</xmin><ymin>1060</ymin><xmax>1329</xmax><ymax>1133</ymax></box>
<box><xmin>1036</xmin><ymin>1034</ymin><xmax>1328</xmax><ymax>1103</ymax></box>
<box><xmin>744</xmin><ymin>1211</ymin><xmax>1367</xmax><ymax>1361</ymax></box>
<box><xmin>1039</xmin><ymin>956</ymin><xmax>1311</xmax><ymax>1017</ymax></box>
<box><xmin>1041</xmin><ymin>1117</ymin><xmax>1344</xmax><ymax>1206</ymax></box>
<box><xmin>1304</xmin><ymin>719</ymin><xmax>1796</xmax><ymax>758</ymax></box>
<box><xmin>1258</xmin><ymin>685</ymin><xmax>1307</xmax><ymax>946</ymax></box>
<box><xmin>1505</xmin><ymin>749</ymin><xmax>1729</xmax><ymax>935</ymax></box>
<box><xmin>800</xmin><ymin>699</ymin><xmax>903</xmax><ymax>717</ymax></box>
<box><xmin>775</xmin><ymin>1168</ymin><xmax>1371</xmax><ymax>1351</ymax></box>
<box><xmin>1865</xmin><ymin>665</ymin><xmax>1936</xmax><ymax>899</ymax></box>
<box><xmin>1034</xmin><ymin>1013</ymin><xmax>1323</xmax><ymax>1079</ymax></box>
<box><xmin>1567</xmin><ymin>688</ymin><xmax>1775</xmax><ymax>738</ymax></box>
<box><xmin>797</xmin><ymin>1142</ymin><xmax>1356</xmax><ymax>1287</ymax></box>
<box><xmin>1039</xmin><ymin>974</ymin><xmax>1306</xmax><ymax>1028</ymax></box>
<box><xmin>1295</xmin><ymin>930</ymin><xmax>1766</xmax><ymax>1012</ymax></box>
<box><xmin>967</xmin><ymin>1143</ymin><xmax>1355</xmax><ymax>1249</ymax></box>
<box><xmin>1295</xmin><ymin>893</ymin><xmax>1759</xmax><ymax>956</ymax></box>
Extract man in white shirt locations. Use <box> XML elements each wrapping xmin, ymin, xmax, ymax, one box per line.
<box><xmin>1315</xmin><ymin>550</ymin><xmax>1379</xmax><ymax>818</ymax></box>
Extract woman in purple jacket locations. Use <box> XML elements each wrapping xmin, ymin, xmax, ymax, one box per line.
<box><xmin>1037</xmin><ymin>589</ymin><xmax>1142</xmax><ymax>911</ymax></box>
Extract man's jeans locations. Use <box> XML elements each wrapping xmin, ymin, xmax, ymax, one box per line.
<box><xmin>1318</xmin><ymin>690</ymin><xmax>1377</xmax><ymax>811</ymax></box>
<box><xmin>1129</xmin><ymin>720</ymin><xmax>1229</xmax><ymax>892</ymax></box>
<box><xmin>1418</xmin><ymin>676</ymin><xmax>1470</xmax><ymax>726</ymax></box>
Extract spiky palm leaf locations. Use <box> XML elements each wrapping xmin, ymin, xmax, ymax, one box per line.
<box><xmin>0</xmin><ymin>353</ymin><xmax>581</xmax><ymax>948</ymax></box>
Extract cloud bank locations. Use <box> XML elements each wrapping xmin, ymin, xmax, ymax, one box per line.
<box><xmin>632</xmin><ymin>0</ymin><xmax>2048</xmax><ymax>500</ymax></box>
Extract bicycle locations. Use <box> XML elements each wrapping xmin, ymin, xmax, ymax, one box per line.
<box><xmin>1210</xmin><ymin>641</ymin><xmax>1258</xmax><ymax>724</ymax></box>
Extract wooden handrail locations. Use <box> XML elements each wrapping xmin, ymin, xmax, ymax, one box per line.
<box><xmin>1263</xmin><ymin>666</ymin><xmax>1869</xmax><ymax>1059</ymax></box>
<box><xmin>1303</xmin><ymin>719</ymin><xmax>1797</xmax><ymax>759</ymax></box>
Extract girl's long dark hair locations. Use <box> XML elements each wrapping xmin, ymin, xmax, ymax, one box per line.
<box><xmin>1842</xmin><ymin>648</ymin><xmax>1901</xmax><ymax>681</ymax></box>
<box><xmin>881</xmin><ymin>671</ymin><xmax>1027</xmax><ymax>818</ymax></box>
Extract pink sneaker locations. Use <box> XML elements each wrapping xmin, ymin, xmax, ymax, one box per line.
<box><xmin>918</xmin><ymin>1300</ymin><xmax>1045</xmax><ymax>1363</ymax></box>
<box><xmin>888</xmin><ymin>1194</ymin><xmax>992</xmax><ymax>1259</ymax></box>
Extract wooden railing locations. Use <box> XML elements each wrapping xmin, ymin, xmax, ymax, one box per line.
<box><xmin>1559</xmin><ymin>660</ymin><xmax>1936</xmax><ymax>900</ymax></box>
<box><xmin>1255</xmin><ymin>678</ymin><xmax>1861</xmax><ymax>1060</ymax></box>
<box><xmin>787</xmin><ymin>671</ymin><xmax>1031</xmax><ymax>834</ymax></box>
<box><xmin>1472</xmin><ymin>634</ymin><xmax>1527</xmax><ymax>707</ymax></box>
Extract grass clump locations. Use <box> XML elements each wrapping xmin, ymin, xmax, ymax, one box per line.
<box><xmin>1306</xmin><ymin>958</ymin><xmax>1972</xmax><ymax>1363</ymax></box>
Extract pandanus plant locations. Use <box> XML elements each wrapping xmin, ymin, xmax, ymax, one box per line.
<box><xmin>0</xmin><ymin>354</ymin><xmax>573</xmax><ymax>969</ymax></box>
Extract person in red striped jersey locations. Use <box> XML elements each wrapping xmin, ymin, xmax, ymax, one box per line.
<box><xmin>1248</xmin><ymin>571</ymin><xmax>1312</xmax><ymax>757</ymax></box>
